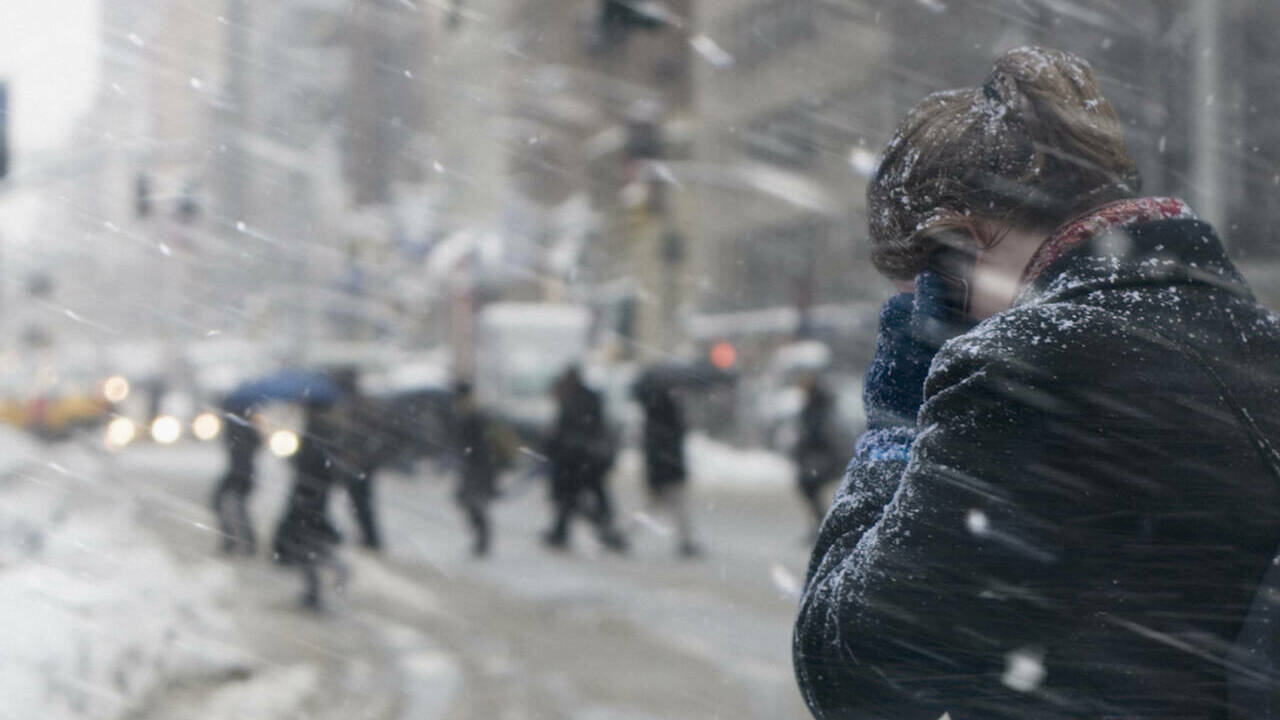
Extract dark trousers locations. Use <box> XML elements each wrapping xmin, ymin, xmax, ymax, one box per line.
<box><xmin>344</xmin><ymin>472</ymin><xmax>381</xmax><ymax>550</ymax></box>
<box><xmin>546</xmin><ymin>465</ymin><xmax>625</xmax><ymax>550</ymax></box>
<box><xmin>298</xmin><ymin>554</ymin><xmax>347</xmax><ymax>610</ymax></box>
<box><xmin>212</xmin><ymin>471</ymin><xmax>255</xmax><ymax>555</ymax></box>
<box><xmin>461</xmin><ymin>498</ymin><xmax>490</xmax><ymax>556</ymax></box>
<box><xmin>798</xmin><ymin>481</ymin><xmax>827</xmax><ymax>531</ymax></box>
<box><xmin>796</xmin><ymin>449</ymin><xmax>838</xmax><ymax>534</ymax></box>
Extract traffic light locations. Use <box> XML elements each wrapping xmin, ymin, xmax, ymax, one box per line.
<box><xmin>709</xmin><ymin>341</ymin><xmax>737</xmax><ymax>371</ymax></box>
<box><xmin>135</xmin><ymin>173</ymin><xmax>152</xmax><ymax>218</ymax></box>
<box><xmin>177</xmin><ymin>181</ymin><xmax>199</xmax><ymax>223</ymax></box>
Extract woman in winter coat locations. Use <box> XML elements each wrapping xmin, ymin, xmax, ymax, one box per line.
<box><xmin>793</xmin><ymin>47</ymin><xmax>1280</xmax><ymax>719</ymax></box>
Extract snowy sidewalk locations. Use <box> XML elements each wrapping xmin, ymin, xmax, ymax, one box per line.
<box><xmin>0</xmin><ymin>440</ymin><xmax>251</xmax><ymax>720</ymax></box>
<box><xmin>0</xmin><ymin>434</ymin><xmax>815</xmax><ymax>719</ymax></box>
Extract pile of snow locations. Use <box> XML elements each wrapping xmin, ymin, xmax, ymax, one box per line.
<box><xmin>613</xmin><ymin>433</ymin><xmax>794</xmax><ymax>488</ymax></box>
<box><xmin>0</xmin><ymin>457</ymin><xmax>247</xmax><ymax>719</ymax></box>
<box><xmin>192</xmin><ymin>666</ymin><xmax>319</xmax><ymax>720</ymax></box>
<box><xmin>686</xmin><ymin>432</ymin><xmax>793</xmax><ymax>487</ymax></box>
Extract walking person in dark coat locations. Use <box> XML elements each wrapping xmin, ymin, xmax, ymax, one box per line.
<box><xmin>349</xmin><ymin>400</ymin><xmax>386</xmax><ymax>550</ymax></box>
<box><xmin>636</xmin><ymin>382</ymin><xmax>699</xmax><ymax>558</ymax></box>
<box><xmin>791</xmin><ymin>374</ymin><xmax>840</xmax><ymax>539</ymax></box>
<box><xmin>332</xmin><ymin>390</ymin><xmax>386</xmax><ymax>551</ymax></box>
<box><xmin>543</xmin><ymin>366</ymin><xmax>627</xmax><ymax>553</ymax></box>
<box><xmin>793</xmin><ymin>47</ymin><xmax>1280</xmax><ymax>719</ymax></box>
<box><xmin>451</xmin><ymin>382</ymin><xmax>501</xmax><ymax>557</ymax></box>
<box><xmin>272</xmin><ymin>402</ymin><xmax>346</xmax><ymax>609</ymax></box>
<box><xmin>211</xmin><ymin>407</ymin><xmax>261</xmax><ymax>555</ymax></box>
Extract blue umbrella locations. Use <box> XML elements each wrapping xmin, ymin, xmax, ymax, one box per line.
<box><xmin>222</xmin><ymin>369</ymin><xmax>343</xmax><ymax>413</ymax></box>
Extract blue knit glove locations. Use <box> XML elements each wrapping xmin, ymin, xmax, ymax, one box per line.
<box><xmin>863</xmin><ymin>271</ymin><xmax>975</xmax><ymax>430</ymax></box>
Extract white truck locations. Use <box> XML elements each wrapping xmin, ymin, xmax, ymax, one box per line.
<box><xmin>474</xmin><ymin>303</ymin><xmax>592</xmax><ymax>435</ymax></box>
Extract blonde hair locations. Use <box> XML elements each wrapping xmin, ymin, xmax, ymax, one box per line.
<box><xmin>867</xmin><ymin>47</ymin><xmax>1141</xmax><ymax>280</ymax></box>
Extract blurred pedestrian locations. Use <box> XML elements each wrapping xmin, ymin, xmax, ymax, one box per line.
<box><xmin>338</xmin><ymin>394</ymin><xmax>386</xmax><ymax>550</ymax></box>
<box><xmin>210</xmin><ymin>407</ymin><xmax>260</xmax><ymax>556</ymax></box>
<box><xmin>329</xmin><ymin>369</ymin><xmax>384</xmax><ymax>551</ymax></box>
<box><xmin>791</xmin><ymin>374</ymin><xmax>840</xmax><ymax>539</ymax></box>
<box><xmin>793</xmin><ymin>46</ymin><xmax>1280</xmax><ymax>719</ymax></box>
<box><xmin>450</xmin><ymin>381</ymin><xmax>508</xmax><ymax>557</ymax></box>
<box><xmin>543</xmin><ymin>366</ymin><xmax>627</xmax><ymax>553</ymax></box>
<box><xmin>272</xmin><ymin>401</ymin><xmax>346</xmax><ymax>610</ymax></box>
<box><xmin>636</xmin><ymin>383</ymin><xmax>699</xmax><ymax>558</ymax></box>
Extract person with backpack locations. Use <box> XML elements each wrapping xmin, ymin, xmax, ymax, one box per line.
<box><xmin>793</xmin><ymin>47</ymin><xmax>1280</xmax><ymax>719</ymax></box>
<box><xmin>543</xmin><ymin>366</ymin><xmax>627</xmax><ymax>553</ymax></box>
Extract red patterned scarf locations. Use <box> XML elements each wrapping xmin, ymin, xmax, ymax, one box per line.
<box><xmin>1019</xmin><ymin>197</ymin><xmax>1197</xmax><ymax>285</ymax></box>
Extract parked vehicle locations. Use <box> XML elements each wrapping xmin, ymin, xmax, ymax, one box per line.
<box><xmin>474</xmin><ymin>303</ymin><xmax>592</xmax><ymax>442</ymax></box>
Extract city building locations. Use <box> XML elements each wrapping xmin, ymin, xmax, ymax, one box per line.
<box><xmin>504</xmin><ymin>0</ymin><xmax>696</xmax><ymax>360</ymax></box>
<box><xmin>689</xmin><ymin>0</ymin><xmax>891</xmax><ymax>369</ymax></box>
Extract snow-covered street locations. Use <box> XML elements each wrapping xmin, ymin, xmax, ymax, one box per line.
<box><xmin>0</xmin><ymin>432</ymin><xmax>812</xmax><ymax>719</ymax></box>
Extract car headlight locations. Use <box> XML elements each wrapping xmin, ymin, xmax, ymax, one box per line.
<box><xmin>103</xmin><ymin>375</ymin><xmax>130</xmax><ymax>403</ymax></box>
<box><xmin>105</xmin><ymin>417</ymin><xmax>137</xmax><ymax>449</ymax></box>
<box><xmin>150</xmin><ymin>415</ymin><xmax>183</xmax><ymax>444</ymax></box>
<box><xmin>192</xmin><ymin>412</ymin><xmax>222</xmax><ymax>441</ymax></box>
<box><xmin>268</xmin><ymin>429</ymin><xmax>300</xmax><ymax>458</ymax></box>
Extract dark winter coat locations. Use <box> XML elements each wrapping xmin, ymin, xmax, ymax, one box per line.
<box><xmin>794</xmin><ymin>209</ymin><xmax>1280</xmax><ymax>719</ymax></box>
<box><xmin>272</xmin><ymin>416</ymin><xmax>342</xmax><ymax>566</ymax></box>
<box><xmin>547</xmin><ymin>380</ymin><xmax>614</xmax><ymax>501</ymax></box>
<box><xmin>794</xmin><ymin>385</ymin><xmax>840</xmax><ymax>490</ymax></box>
<box><xmin>223</xmin><ymin>418</ymin><xmax>261</xmax><ymax>487</ymax></box>
<box><xmin>453</xmin><ymin>407</ymin><xmax>499</xmax><ymax>506</ymax></box>
<box><xmin>640</xmin><ymin>389</ymin><xmax>686</xmax><ymax>490</ymax></box>
<box><xmin>337</xmin><ymin>396</ymin><xmax>388</xmax><ymax>476</ymax></box>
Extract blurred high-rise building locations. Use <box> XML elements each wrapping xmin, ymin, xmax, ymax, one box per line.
<box><xmin>689</xmin><ymin>0</ymin><xmax>1280</xmax><ymax>369</ymax></box>
<box><xmin>504</xmin><ymin>0</ymin><xmax>695</xmax><ymax>359</ymax></box>
<box><xmin>687</xmin><ymin>1</ymin><xmax>893</xmax><ymax>375</ymax></box>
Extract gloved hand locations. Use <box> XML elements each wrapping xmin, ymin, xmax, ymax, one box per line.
<box><xmin>863</xmin><ymin>270</ymin><xmax>976</xmax><ymax>430</ymax></box>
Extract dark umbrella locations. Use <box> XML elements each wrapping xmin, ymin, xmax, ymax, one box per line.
<box><xmin>632</xmin><ymin>360</ymin><xmax>735</xmax><ymax>401</ymax></box>
<box><xmin>222</xmin><ymin>369</ymin><xmax>343</xmax><ymax>413</ymax></box>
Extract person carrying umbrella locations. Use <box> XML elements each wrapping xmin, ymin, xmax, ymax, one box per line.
<box><xmin>635</xmin><ymin>379</ymin><xmax>700</xmax><ymax>559</ymax></box>
<box><xmin>214</xmin><ymin>368</ymin><xmax>342</xmax><ymax>562</ymax></box>
<box><xmin>271</xmin><ymin>398</ymin><xmax>347</xmax><ymax>610</ymax></box>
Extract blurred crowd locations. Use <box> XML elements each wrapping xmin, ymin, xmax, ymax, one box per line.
<box><xmin>206</xmin><ymin>361</ymin><xmax>843</xmax><ymax>609</ymax></box>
